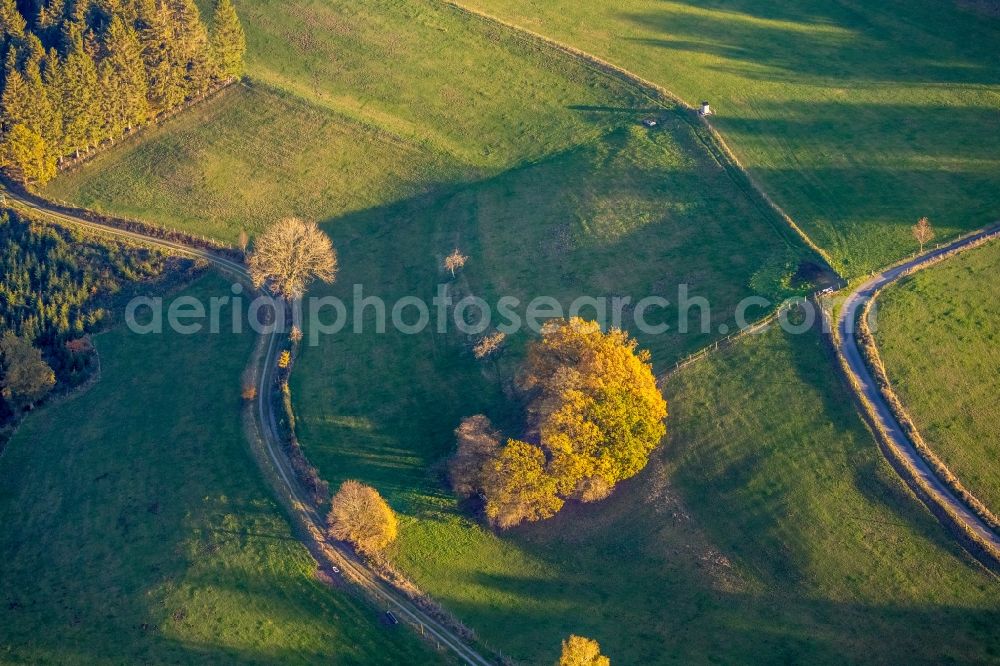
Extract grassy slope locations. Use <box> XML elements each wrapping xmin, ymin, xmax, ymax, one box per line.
<box><xmin>44</xmin><ymin>0</ymin><xmax>657</xmax><ymax>241</ymax></box>
<box><xmin>0</xmin><ymin>274</ymin><xmax>441</xmax><ymax>665</ymax></box>
<box><xmin>34</xmin><ymin>0</ymin><xmax>1000</xmax><ymax>662</ymax></box>
<box><xmin>45</xmin><ymin>84</ymin><xmax>463</xmax><ymax>241</ymax></box>
<box><xmin>875</xmin><ymin>239</ymin><xmax>1000</xmax><ymax>517</ymax></box>
<box><xmin>457</xmin><ymin>0</ymin><xmax>1000</xmax><ymax>276</ymax></box>
<box><xmin>303</xmin><ymin>319</ymin><xmax>1000</xmax><ymax>663</ymax></box>
<box><xmin>291</xmin><ymin>114</ymin><xmax>813</xmax><ymax>496</ymax></box>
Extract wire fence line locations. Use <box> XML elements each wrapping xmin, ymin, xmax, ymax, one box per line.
<box><xmin>661</xmin><ymin>297</ymin><xmax>804</xmax><ymax>379</ymax></box>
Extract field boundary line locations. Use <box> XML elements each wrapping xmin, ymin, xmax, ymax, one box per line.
<box><xmin>659</xmin><ymin>298</ymin><xmax>800</xmax><ymax>381</ymax></box>
<box><xmin>442</xmin><ymin>1</ymin><xmax>841</xmax><ymax>280</ymax></box>
<box><xmin>54</xmin><ymin>80</ymin><xmax>238</xmax><ymax>176</ymax></box>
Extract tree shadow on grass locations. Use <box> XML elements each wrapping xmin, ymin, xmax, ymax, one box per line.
<box><xmin>618</xmin><ymin>0</ymin><xmax>1000</xmax><ymax>86</ymax></box>
<box><xmin>447</xmin><ymin>562</ymin><xmax>1000</xmax><ymax>664</ymax></box>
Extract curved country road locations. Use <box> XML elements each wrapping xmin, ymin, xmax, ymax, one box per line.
<box><xmin>837</xmin><ymin>225</ymin><xmax>1000</xmax><ymax>557</ymax></box>
<box><xmin>3</xmin><ymin>188</ymin><xmax>493</xmax><ymax>666</ymax></box>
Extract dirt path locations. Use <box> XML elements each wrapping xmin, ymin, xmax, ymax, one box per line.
<box><xmin>3</xmin><ymin>186</ymin><xmax>493</xmax><ymax>666</ymax></box>
<box><xmin>837</xmin><ymin>226</ymin><xmax>1000</xmax><ymax>561</ymax></box>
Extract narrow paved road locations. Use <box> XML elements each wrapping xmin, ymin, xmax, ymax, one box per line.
<box><xmin>3</xmin><ymin>188</ymin><xmax>493</xmax><ymax>666</ymax></box>
<box><xmin>837</xmin><ymin>226</ymin><xmax>1000</xmax><ymax>557</ymax></box>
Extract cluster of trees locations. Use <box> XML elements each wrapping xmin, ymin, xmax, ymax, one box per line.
<box><xmin>450</xmin><ymin>318</ymin><xmax>667</xmax><ymax>528</ymax></box>
<box><xmin>0</xmin><ymin>208</ymin><xmax>170</xmax><ymax>418</ymax></box>
<box><xmin>0</xmin><ymin>0</ymin><xmax>246</xmax><ymax>184</ymax></box>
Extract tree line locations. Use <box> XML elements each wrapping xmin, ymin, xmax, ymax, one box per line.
<box><xmin>0</xmin><ymin>0</ymin><xmax>246</xmax><ymax>185</ymax></box>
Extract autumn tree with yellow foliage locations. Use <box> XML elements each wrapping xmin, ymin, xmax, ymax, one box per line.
<box><xmin>558</xmin><ymin>634</ymin><xmax>610</xmax><ymax>666</ymax></box>
<box><xmin>482</xmin><ymin>439</ymin><xmax>563</xmax><ymax>528</ymax></box>
<box><xmin>327</xmin><ymin>480</ymin><xmax>398</xmax><ymax>555</ymax></box>
<box><xmin>524</xmin><ymin>318</ymin><xmax>667</xmax><ymax>502</ymax></box>
<box><xmin>451</xmin><ymin>318</ymin><xmax>667</xmax><ymax>528</ymax></box>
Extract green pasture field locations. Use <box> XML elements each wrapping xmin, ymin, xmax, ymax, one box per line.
<box><xmin>875</xmin><ymin>239</ymin><xmax>1000</xmax><ymax>517</ymax></box>
<box><xmin>458</xmin><ymin>0</ymin><xmax>1000</xmax><ymax>276</ymax></box>
<box><xmin>44</xmin><ymin>0</ymin><xmax>666</xmax><ymax>241</ymax></box>
<box><xmin>43</xmin><ymin>83</ymin><xmax>463</xmax><ymax>242</ymax></box>
<box><xmin>0</xmin><ymin>274</ymin><xmax>441</xmax><ymax>665</ymax></box>
<box><xmin>298</xmin><ymin>316</ymin><xmax>1000</xmax><ymax>663</ymax></box>
<box><xmin>31</xmin><ymin>0</ymin><xmax>1000</xmax><ymax>663</ymax></box>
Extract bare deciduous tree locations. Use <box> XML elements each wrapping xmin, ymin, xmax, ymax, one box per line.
<box><xmin>247</xmin><ymin>218</ymin><xmax>337</xmax><ymax>299</ymax></box>
<box><xmin>912</xmin><ymin>216</ymin><xmax>935</xmax><ymax>253</ymax></box>
<box><xmin>449</xmin><ymin>415</ymin><xmax>501</xmax><ymax>497</ymax></box>
<box><xmin>473</xmin><ymin>331</ymin><xmax>506</xmax><ymax>360</ymax></box>
<box><xmin>443</xmin><ymin>248</ymin><xmax>468</xmax><ymax>277</ymax></box>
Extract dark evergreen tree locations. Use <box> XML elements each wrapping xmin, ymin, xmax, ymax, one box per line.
<box><xmin>37</xmin><ymin>0</ymin><xmax>68</xmax><ymax>31</ymax></box>
<box><xmin>138</xmin><ymin>0</ymin><xmax>183</xmax><ymax>111</ymax></box>
<box><xmin>169</xmin><ymin>0</ymin><xmax>210</xmax><ymax>97</ymax></box>
<box><xmin>209</xmin><ymin>0</ymin><xmax>244</xmax><ymax>82</ymax></box>
<box><xmin>22</xmin><ymin>36</ymin><xmax>61</xmax><ymax>148</ymax></box>
<box><xmin>54</xmin><ymin>28</ymin><xmax>99</xmax><ymax>156</ymax></box>
<box><xmin>0</xmin><ymin>0</ymin><xmax>25</xmax><ymax>42</ymax></box>
<box><xmin>98</xmin><ymin>15</ymin><xmax>148</xmax><ymax>136</ymax></box>
<box><xmin>1</xmin><ymin>50</ymin><xmax>31</xmax><ymax>130</ymax></box>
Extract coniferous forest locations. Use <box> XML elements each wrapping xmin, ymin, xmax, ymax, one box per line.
<box><xmin>0</xmin><ymin>207</ymin><xmax>189</xmax><ymax>428</ymax></box>
<box><xmin>0</xmin><ymin>0</ymin><xmax>246</xmax><ymax>185</ymax></box>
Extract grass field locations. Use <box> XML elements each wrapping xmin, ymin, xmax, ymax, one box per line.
<box><xmin>458</xmin><ymin>0</ymin><xmax>1000</xmax><ymax>276</ymax></box>
<box><xmin>300</xmin><ymin>319</ymin><xmax>1000</xmax><ymax>663</ymax></box>
<box><xmin>874</xmin><ymin>239</ymin><xmax>1000</xmax><ymax>518</ymax></box>
<box><xmin>0</xmin><ymin>274</ymin><xmax>441</xmax><ymax>665</ymax></box>
<box><xmin>44</xmin><ymin>84</ymin><xmax>463</xmax><ymax>241</ymax></box>
<box><xmin>44</xmin><ymin>0</ymin><xmax>664</xmax><ymax>241</ymax></box>
<box><xmin>31</xmin><ymin>0</ymin><xmax>1000</xmax><ymax>662</ymax></box>
<box><xmin>291</xmin><ymin>111</ymin><xmax>818</xmax><ymax>509</ymax></box>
